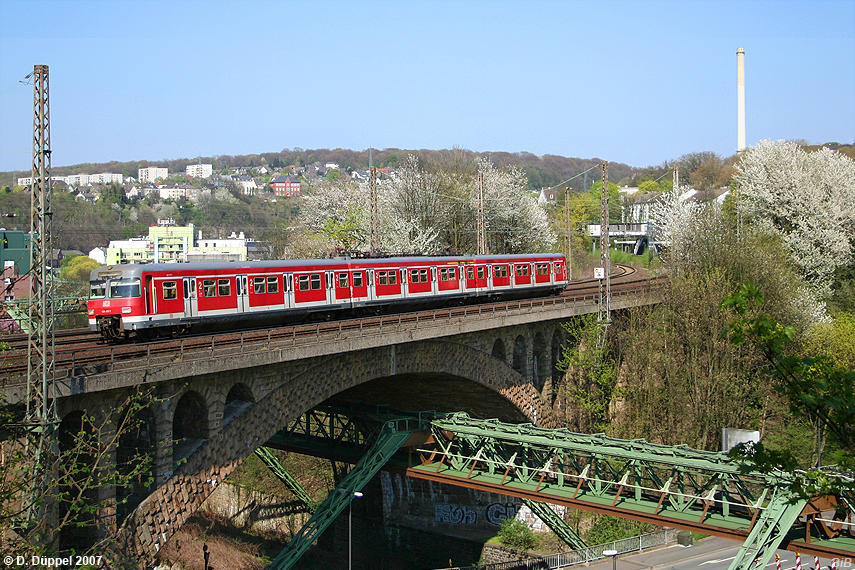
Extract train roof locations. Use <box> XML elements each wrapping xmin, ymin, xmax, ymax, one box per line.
<box><xmin>89</xmin><ymin>253</ymin><xmax>565</xmax><ymax>280</ymax></box>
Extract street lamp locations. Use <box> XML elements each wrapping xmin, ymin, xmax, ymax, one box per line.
<box><xmin>339</xmin><ymin>489</ymin><xmax>364</xmax><ymax>570</ymax></box>
<box><xmin>603</xmin><ymin>549</ymin><xmax>618</xmax><ymax>570</ymax></box>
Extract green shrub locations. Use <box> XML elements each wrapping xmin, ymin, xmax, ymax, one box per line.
<box><xmin>497</xmin><ymin>518</ymin><xmax>539</xmax><ymax>551</ymax></box>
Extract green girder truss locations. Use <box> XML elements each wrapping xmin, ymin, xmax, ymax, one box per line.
<box><xmin>406</xmin><ymin>413</ymin><xmax>853</xmax><ymax>568</ymax></box>
<box><xmin>521</xmin><ymin>498</ymin><xmax>587</xmax><ymax>550</ymax></box>
<box><xmin>729</xmin><ymin>493</ymin><xmax>808</xmax><ymax>569</ymax></box>
<box><xmin>266</xmin><ymin>409</ymin><xmax>426</xmax><ymax>570</ymax></box>
<box><xmin>2</xmin><ymin>296</ymin><xmax>86</xmax><ymax>334</ymax></box>
<box><xmin>263</xmin><ymin>406</ymin><xmax>853</xmax><ymax>569</ymax></box>
<box><xmin>254</xmin><ymin>447</ymin><xmax>316</xmax><ymax>510</ymax></box>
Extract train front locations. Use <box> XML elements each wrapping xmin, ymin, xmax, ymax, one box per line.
<box><xmin>87</xmin><ymin>265</ymin><xmax>146</xmax><ymax>340</ymax></box>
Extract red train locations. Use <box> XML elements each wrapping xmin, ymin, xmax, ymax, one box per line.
<box><xmin>87</xmin><ymin>254</ymin><xmax>568</xmax><ymax>340</ymax></box>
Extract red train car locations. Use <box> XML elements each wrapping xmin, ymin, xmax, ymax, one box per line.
<box><xmin>87</xmin><ymin>254</ymin><xmax>568</xmax><ymax>340</ymax></box>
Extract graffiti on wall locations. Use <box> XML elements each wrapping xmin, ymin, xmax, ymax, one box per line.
<box><xmin>486</xmin><ymin>502</ymin><xmax>518</xmax><ymax>526</ymax></box>
<box><xmin>434</xmin><ymin>504</ymin><xmax>477</xmax><ymax>525</ymax></box>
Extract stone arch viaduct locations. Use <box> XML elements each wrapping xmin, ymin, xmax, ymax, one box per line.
<box><xmin>14</xmin><ymin>288</ymin><xmax>658</xmax><ymax>562</ymax></box>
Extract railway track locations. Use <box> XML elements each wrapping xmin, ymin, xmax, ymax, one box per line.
<box><xmin>0</xmin><ymin>264</ymin><xmax>659</xmax><ymax>379</ymax></box>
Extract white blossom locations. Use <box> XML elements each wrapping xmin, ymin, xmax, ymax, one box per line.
<box><xmin>650</xmin><ymin>185</ymin><xmax>700</xmax><ymax>267</ymax></box>
<box><xmin>735</xmin><ymin>140</ymin><xmax>855</xmax><ymax>297</ymax></box>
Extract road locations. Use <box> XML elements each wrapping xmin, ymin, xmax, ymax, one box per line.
<box><xmin>581</xmin><ymin>537</ymin><xmax>849</xmax><ymax>569</ymax></box>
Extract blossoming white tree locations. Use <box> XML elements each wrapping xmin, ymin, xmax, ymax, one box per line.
<box><xmin>650</xmin><ymin>185</ymin><xmax>700</xmax><ymax>269</ymax></box>
<box><xmin>476</xmin><ymin>157</ymin><xmax>555</xmax><ymax>253</ymax></box>
<box><xmin>293</xmin><ymin>153</ymin><xmax>555</xmax><ymax>255</ymax></box>
<box><xmin>735</xmin><ymin>140</ymin><xmax>855</xmax><ymax>297</ymax></box>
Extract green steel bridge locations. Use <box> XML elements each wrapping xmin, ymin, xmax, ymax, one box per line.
<box><xmin>258</xmin><ymin>403</ymin><xmax>854</xmax><ymax>570</ymax></box>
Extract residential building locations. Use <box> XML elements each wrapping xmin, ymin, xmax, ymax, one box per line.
<box><xmin>158</xmin><ymin>185</ymin><xmax>193</xmax><ymax>201</ymax></box>
<box><xmin>271</xmin><ymin>175</ymin><xmax>302</xmax><ymax>197</ymax></box>
<box><xmin>185</xmin><ymin>163</ymin><xmax>213</xmax><ymax>178</ymax></box>
<box><xmin>16</xmin><ymin>177</ymin><xmax>32</xmax><ymax>186</ymax></box>
<box><xmin>149</xmin><ymin>221</ymin><xmax>195</xmax><ymax>263</ymax></box>
<box><xmin>105</xmin><ymin>238</ymin><xmax>153</xmax><ymax>265</ymax></box>
<box><xmin>235</xmin><ymin>175</ymin><xmax>258</xmax><ymax>196</ymax></box>
<box><xmin>138</xmin><ymin>167</ymin><xmax>168</xmax><ymax>182</ymax></box>
<box><xmin>88</xmin><ymin>247</ymin><xmax>107</xmax><ymax>265</ymax></box>
<box><xmin>188</xmin><ymin>232</ymin><xmax>248</xmax><ymax>262</ymax></box>
<box><xmin>0</xmin><ymin>230</ymin><xmax>30</xmax><ymax>275</ymax></box>
<box><xmin>104</xmin><ymin>221</ymin><xmax>249</xmax><ymax>264</ymax></box>
<box><xmin>537</xmin><ymin>188</ymin><xmax>559</xmax><ymax>205</ymax></box>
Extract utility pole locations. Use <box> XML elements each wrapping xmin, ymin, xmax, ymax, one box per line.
<box><xmin>564</xmin><ymin>188</ymin><xmax>572</xmax><ymax>280</ymax></box>
<box><xmin>26</xmin><ymin>63</ymin><xmax>56</xmax><ymax>522</ymax></box>
<box><xmin>597</xmin><ymin>162</ymin><xmax>611</xmax><ymax>346</ymax></box>
<box><xmin>369</xmin><ymin>149</ymin><xmax>377</xmax><ymax>255</ymax></box>
<box><xmin>476</xmin><ymin>172</ymin><xmax>486</xmax><ymax>255</ymax></box>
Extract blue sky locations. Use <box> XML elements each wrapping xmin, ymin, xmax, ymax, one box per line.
<box><xmin>1</xmin><ymin>0</ymin><xmax>853</xmax><ymax>173</ymax></box>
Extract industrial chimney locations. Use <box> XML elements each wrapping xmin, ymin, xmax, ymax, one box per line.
<box><xmin>737</xmin><ymin>47</ymin><xmax>746</xmax><ymax>152</ymax></box>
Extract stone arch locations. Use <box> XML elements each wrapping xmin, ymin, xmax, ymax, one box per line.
<box><xmin>532</xmin><ymin>332</ymin><xmax>548</xmax><ymax>390</ymax></box>
<box><xmin>512</xmin><ymin>335</ymin><xmax>527</xmax><ymax>378</ymax></box>
<box><xmin>116</xmin><ymin>405</ymin><xmax>156</xmax><ymax>525</ymax></box>
<box><xmin>120</xmin><ymin>340</ymin><xmax>556</xmax><ymax>559</ymax></box>
<box><xmin>58</xmin><ymin>410</ymin><xmax>97</xmax><ymax>551</ymax></box>
<box><xmin>223</xmin><ymin>383</ymin><xmax>254</xmax><ymax>426</ymax></box>
<box><xmin>491</xmin><ymin>337</ymin><xmax>506</xmax><ymax>362</ymax></box>
<box><xmin>172</xmin><ymin>390</ymin><xmax>208</xmax><ymax>465</ymax></box>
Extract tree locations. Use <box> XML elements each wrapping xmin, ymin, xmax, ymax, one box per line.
<box><xmin>734</xmin><ymin>140</ymin><xmax>855</xmax><ymax>298</ymax></box>
<box><xmin>60</xmin><ymin>255</ymin><xmax>101</xmax><ymax>282</ymax></box>
<box><xmin>477</xmin><ymin>157</ymin><xmax>555</xmax><ymax>253</ymax></box>
<box><xmin>722</xmin><ymin>283</ymin><xmax>855</xmax><ymax>460</ymax></box>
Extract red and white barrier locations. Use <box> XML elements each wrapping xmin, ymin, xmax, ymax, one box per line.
<box><xmin>796</xmin><ymin>552</ymin><xmax>802</xmax><ymax>570</ymax></box>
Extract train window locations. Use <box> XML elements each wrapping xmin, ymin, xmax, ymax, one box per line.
<box><xmin>267</xmin><ymin>276</ymin><xmax>279</xmax><ymax>293</ymax></box>
<box><xmin>202</xmin><ymin>279</ymin><xmax>216</xmax><ymax>297</ymax></box>
<box><xmin>378</xmin><ymin>271</ymin><xmax>388</xmax><ymax>286</ymax></box>
<box><xmin>420</xmin><ymin>268</ymin><xmax>428</xmax><ymax>282</ymax></box>
<box><xmin>536</xmin><ymin>263</ymin><xmax>549</xmax><ymax>275</ymax></box>
<box><xmin>494</xmin><ymin>265</ymin><xmax>508</xmax><ymax>278</ymax></box>
<box><xmin>515</xmin><ymin>265</ymin><xmax>529</xmax><ymax>277</ymax></box>
<box><xmin>353</xmin><ymin>272</ymin><xmax>363</xmax><ymax>288</ymax></box>
<box><xmin>338</xmin><ymin>273</ymin><xmax>349</xmax><ymax>288</ymax></box>
<box><xmin>162</xmin><ymin>281</ymin><xmax>177</xmax><ymax>300</ymax></box>
<box><xmin>310</xmin><ymin>274</ymin><xmax>321</xmax><ymax>290</ymax></box>
<box><xmin>554</xmin><ymin>262</ymin><xmax>562</xmax><ymax>273</ymax></box>
<box><xmin>90</xmin><ymin>280</ymin><xmax>106</xmax><ymax>299</ymax></box>
<box><xmin>439</xmin><ymin>267</ymin><xmax>453</xmax><ymax>281</ymax></box>
<box><xmin>388</xmin><ymin>270</ymin><xmax>397</xmax><ymax>285</ymax></box>
<box><xmin>477</xmin><ymin>266</ymin><xmax>486</xmax><ymax>279</ymax></box>
<box><xmin>298</xmin><ymin>275</ymin><xmax>310</xmax><ymax>291</ymax></box>
<box><xmin>410</xmin><ymin>269</ymin><xmax>419</xmax><ymax>282</ymax></box>
<box><xmin>253</xmin><ymin>276</ymin><xmax>266</xmax><ymax>294</ymax></box>
<box><xmin>218</xmin><ymin>278</ymin><xmax>231</xmax><ymax>296</ymax></box>
<box><xmin>110</xmin><ymin>279</ymin><xmax>141</xmax><ymax>298</ymax></box>
<box><xmin>466</xmin><ymin>267</ymin><xmax>474</xmax><ymax>280</ymax></box>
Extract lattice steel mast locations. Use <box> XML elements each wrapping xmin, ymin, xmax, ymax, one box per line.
<box><xmin>597</xmin><ymin>161</ymin><xmax>611</xmax><ymax>345</ymax></box>
<box><xmin>25</xmin><ymin>64</ymin><xmax>57</xmax><ymax>515</ymax></box>
<box><xmin>476</xmin><ymin>171</ymin><xmax>487</xmax><ymax>254</ymax></box>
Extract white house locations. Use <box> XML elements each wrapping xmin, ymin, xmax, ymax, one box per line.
<box><xmin>88</xmin><ymin>247</ymin><xmax>107</xmax><ymax>265</ymax></box>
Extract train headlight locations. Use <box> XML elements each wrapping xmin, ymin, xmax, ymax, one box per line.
<box><xmin>122</xmin><ymin>307</ymin><xmax>132</xmax><ymax>314</ymax></box>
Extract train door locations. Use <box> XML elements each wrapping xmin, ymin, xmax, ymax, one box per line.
<box><xmin>487</xmin><ymin>265</ymin><xmax>493</xmax><ymax>290</ymax></box>
<box><xmin>182</xmin><ymin>277</ymin><xmax>197</xmax><ymax>317</ymax></box>
<box><xmin>237</xmin><ymin>275</ymin><xmax>249</xmax><ymax>312</ymax></box>
<box><xmin>367</xmin><ymin>269</ymin><xmax>376</xmax><ymax>301</ymax></box>
<box><xmin>283</xmin><ymin>273</ymin><xmax>294</xmax><ymax>308</ymax></box>
<box><xmin>325</xmin><ymin>271</ymin><xmax>335</xmax><ymax>305</ymax></box>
